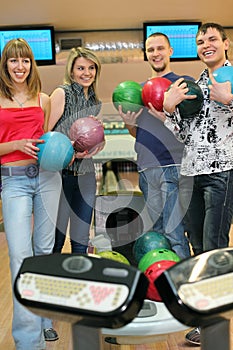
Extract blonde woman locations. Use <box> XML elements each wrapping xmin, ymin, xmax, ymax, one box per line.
<box><xmin>49</xmin><ymin>47</ymin><xmax>103</xmax><ymax>253</ymax></box>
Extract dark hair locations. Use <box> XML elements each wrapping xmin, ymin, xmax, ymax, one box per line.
<box><xmin>196</xmin><ymin>23</ymin><xmax>228</xmax><ymax>59</ymax></box>
<box><xmin>196</xmin><ymin>23</ymin><xmax>227</xmax><ymax>41</ymax></box>
<box><xmin>146</xmin><ymin>32</ymin><xmax>171</xmax><ymax>47</ymax></box>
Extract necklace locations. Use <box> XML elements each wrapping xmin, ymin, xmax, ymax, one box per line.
<box><xmin>13</xmin><ymin>96</ymin><xmax>29</xmax><ymax>108</ymax></box>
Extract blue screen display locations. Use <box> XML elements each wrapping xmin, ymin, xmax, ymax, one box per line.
<box><xmin>143</xmin><ymin>22</ymin><xmax>201</xmax><ymax>61</ymax></box>
<box><xmin>0</xmin><ymin>26</ymin><xmax>55</xmax><ymax>66</ymax></box>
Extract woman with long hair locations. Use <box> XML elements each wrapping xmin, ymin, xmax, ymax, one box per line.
<box><xmin>49</xmin><ymin>47</ymin><xmax>103</xmax><ymax>253</ymax></box>
<box><xmin>0</xmin><ymin>38</ymin><xmax>61</xmax><ymax>349</ymax></box>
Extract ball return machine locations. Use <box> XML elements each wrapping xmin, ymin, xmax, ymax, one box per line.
<box><xmin>155</xmin><ymin>247</ymin><xmax>233</xmax><ymax>350</ymax></box>
<box><xmin>14</xmin><ymin>248</ymin><xmax>233</xmax><ymax>349</ymax></box>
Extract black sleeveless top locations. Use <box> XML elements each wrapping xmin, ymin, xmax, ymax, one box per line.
<box><xmin>53</xmin><ymin>82</ymin><xmax>102</xmax><ymax>174</ymax></box>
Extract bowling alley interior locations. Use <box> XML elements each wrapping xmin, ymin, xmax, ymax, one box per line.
<box><xmin>1</xmin><ymin>1</ymin><xmax>233</xmax><ymax>349</ymax></box>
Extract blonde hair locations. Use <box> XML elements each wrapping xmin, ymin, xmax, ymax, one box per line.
<box><xmin>64</xmin><ymin>47</ymin><xmax>101</xmax><ymax>99</ymax></box>
<box><xmin>0</xmin><ymin>38</ymin><xmax>41</xmax><ymax>100</ymax></box>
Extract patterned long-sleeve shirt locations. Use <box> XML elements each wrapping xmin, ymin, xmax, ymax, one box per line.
<box><xmin>164</xmin><ymin>61</ymin><xmax>233</xmax><ymax>176</ymax></box>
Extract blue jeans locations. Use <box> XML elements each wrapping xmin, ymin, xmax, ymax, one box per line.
<box><xmin>139</xmin><ymin>166</ymin><xmax>190</xmax><ymax>259</ymax></box>
<box><xmin>179</xmin><ymin>170</ymin><xmax>233</xmax><ymax>255</ymax></box>
<box><xmin>53</xmin><ymin>171</ymin><xmax>96</xmax><ymax>253</ymax></box>
<box><xmin>1</xmin><ymin>170</ymin><xmax>61</xmax><ymax>350</ymax></box>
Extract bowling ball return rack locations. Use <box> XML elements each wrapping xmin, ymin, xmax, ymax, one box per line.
<box><xmin>155</xmin><ymin>247</ymin><xmax>233</xmax><ymax>350</ymax></box>
<box><xmin>14</xmin><ymin>248</ymin><xmax>233</xmax><ymax>349</ymax></box>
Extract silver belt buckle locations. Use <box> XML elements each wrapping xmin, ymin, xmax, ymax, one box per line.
<box><xmin>25</xmin><ymin>164</ymin><xmax>39</xmax><ymax>178</ymax></box>
<box><xmin>75</xmin><ymin>171</ymin><xmax>85</xmax><ymax>176</ymax></box>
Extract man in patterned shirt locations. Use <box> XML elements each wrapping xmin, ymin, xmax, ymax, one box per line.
<box><xmin>162</xmin><ymin>22</ymin><xmax>233</xmax><ymax>345</ymax></box>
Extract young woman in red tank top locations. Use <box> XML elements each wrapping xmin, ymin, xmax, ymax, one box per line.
<box><xmin>0</xmin><ymin>38</ymin><xmax>61</xmax><ymax>349</ymax></box>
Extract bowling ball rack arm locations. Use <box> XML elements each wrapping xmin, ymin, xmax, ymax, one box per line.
<box><xmin>14</xmin><ymin>254</ymin><xmax>148</xmax><ymax>349</ymax></box>
<box><xmin>155</xmin><ymin>248</ymin><xmax>233</xmax><ymax>350</ymax></box>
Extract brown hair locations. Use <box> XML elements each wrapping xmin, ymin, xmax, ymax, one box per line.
<box><xmin>196</xmin><ymin>23</ymin><xmax>229</xmax><ymax>59</ymax></box>
<box><xmin>0</xmin><ymin>38</ymin><xmax>41</xmax><ymax>100</ymax></box>
<box><xmin>146</xmin><ymin>32</ymin><xmax>172</xmax><ymax>47</ymax></box>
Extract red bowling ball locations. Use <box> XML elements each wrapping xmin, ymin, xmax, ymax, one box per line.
<box><xmin>145</xmin><ymin>260</ymin><xmax>177</xmax><ymax>302</ymax></box>
<box><xmin>142</xmin><ymin>77</ymin><xmax>172</xmax><ymax>111</ymax></box>
<box><xmin>69</xmin><ymin>116</ymin><xmax>105</xmax><ymax>153</ymax></box>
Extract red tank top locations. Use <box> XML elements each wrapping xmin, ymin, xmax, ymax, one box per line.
<box><xmin>0</xmin><ymin>105</ymin><xmax>45</xmax><ymax>164</ymax></box>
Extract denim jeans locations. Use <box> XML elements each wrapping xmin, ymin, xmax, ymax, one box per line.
<box><xmin>139</xmin><ymin>166</ymin><xmax>190</xmax><ymax>259</ymax></box>
<box><xmin>53</xmin><ymin>171</ymin><xmax>96</xmax><ymax>253</ymax></box>
<box><xmin>179</xmin><ymin>170</ymin><xmax>233</xmax><ymax>255</ymax></box>
<box><xmin>1</xmin><ymin>170</ymin><xmax>61</xmax><ymax>350</ymax></box>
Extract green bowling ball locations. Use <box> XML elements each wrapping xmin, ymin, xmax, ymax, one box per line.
<box><xmin>112</xmin><ymin>80</ymin><xmax>143</xmax><ymax>113</ymax></box>
<box><xmin>138</xmin><ymin>248</ymin><xmax>181</xmax><ymax>272</ymax></box>
<box><xmin>97</xmin><ymin>250</ymin><xmax>130</xmax><ymax>265</ymax></box>
<box><xmin>133</xmin><ymin>231</ymin><xmax>171</xmax><ymax>264</ymax></box>
<box><xmin>177</xmin><ymin>79</ymin><xmax>204</xmax><ymax>119</ymax></box>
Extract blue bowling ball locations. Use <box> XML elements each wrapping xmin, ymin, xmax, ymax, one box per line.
<box><xmin>208</xmin><ymin>66</ymin><xmax>233</xmax><ymax>105</ymax></box>
<box><xmin>37</xmin><ymin>131</ymin><xmax>74</xmax><ymax>171</ymax></box>
<box><xmin>211</xmin><ymin>66</ymin><xmax>233</xmax><ymax>92</ymax></box>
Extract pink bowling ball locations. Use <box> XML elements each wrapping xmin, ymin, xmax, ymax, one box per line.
<box><xmin>69</xmin><ymin>116</ymin><xmax>105</xmax><ymax>152</ymax></box>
